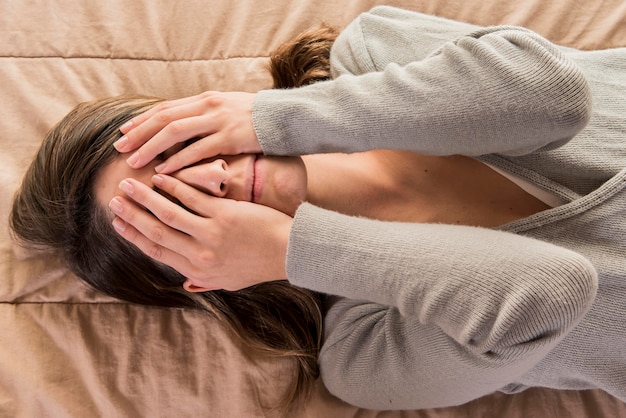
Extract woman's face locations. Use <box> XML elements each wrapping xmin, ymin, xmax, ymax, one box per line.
<box><xmin>95</xmin><ymin>151</ymin><xmax>308</xmax><ymax>216</ymax></box>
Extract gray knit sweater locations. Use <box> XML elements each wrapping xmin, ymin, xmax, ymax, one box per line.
<box><xmin>253</xmin><ymin>7</ymin><xmax>626</xmax><ymax>410</ymax></box>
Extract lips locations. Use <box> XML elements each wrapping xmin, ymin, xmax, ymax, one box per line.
<box><xmin>249</xmin><ymin>155</ymin><xmax>258</xmax><ymax>203</ymax></box>
<box><xmin>249</xmin><ymin>155</ymin><xmax>256</xmax><ymax>202</ymax></box>
<box><xmin>251</xmin><ymin>155</ymin><xmax>263</xmax><ymax>204</ymax></box>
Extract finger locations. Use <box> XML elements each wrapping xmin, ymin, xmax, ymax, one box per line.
<box><xmin>155</xmin><ymin>131</ymin><xmax>229</xmax><ymax>174</ymax></box>
<box><xmin>128</xmin><ymin>112</ymin><xmax>224</xmax><ymax>170</ymax></box>
<box><xmin>109</xmin><ymin>193</ymin><xmax>192</xmax><ymax>249</ymax></box>
<box><xmin>111</xmin><ymin>215</ymin><xmax>197</xmax><ymax>279</ymax></box>
<box><xmin>115</xmin><ymin>94</ymin><xmax>222</xmax><ymax>166</ymax></box>
<box><xmin>152</xmin><ymin>174</ymin><xmax>228</xmax><ymax>218</ymax></box>
<box><xmin>115</xmin><ymin>178</ymin><xmax>203</xmax><ymax>235</ymax></box>
<box><xmin>115</xmin><ymin>95</ymin><xmax>207</xmax><ymax>151</ymax></box>
<box><xmin>118</xmin><ymin>92</ymin><xmax>216</xmax><ymax>135</ymax></box>
<box><xmin>119</xmin><ymin>106</ymin><xmax>209</xmax><ymax>166</ymax></box>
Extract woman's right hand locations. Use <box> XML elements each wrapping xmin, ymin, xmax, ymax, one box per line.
<box><xmin>114</xmin><ymin>91</ymin><xmax>261</xmax><ymax>174</ymax></box>
<box><xmin>109</xmin><ymin>175</ymin><xmax>292</xmax><ymax>291</ymax></box>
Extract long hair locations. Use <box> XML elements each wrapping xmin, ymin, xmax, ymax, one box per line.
<box><xmin>269</xmin><ymin>25</ymin><xmax>337</xmax><ymax>89</ymax></box>
<box><xmin>10</xmin><ymin>26</ymin><xmax>338</xmax><ymax>411</ymax></box>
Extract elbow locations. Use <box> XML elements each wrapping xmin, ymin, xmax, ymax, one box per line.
<box><xmin>544</xmin><ymin>252</ymin><xmax>598</xmax><ymax>326</ymax></box>
<box><xmin>525</xmin><ymin>250</ymin><xmax>598</xmax><ymax>335</ymax></box>
<box><xmin>526</xmin><ymin>33</ymin><xmax>593</xmax><ymax>143</ymax></box>
<box><xmin>479</xmin><ymin>28</ymin><xmax>593</xmax><ymax>153</ymax></box>
<box><xmin>490</xmin><ymin>251</ymin><xmax>598</xmax><ymax>357</ymax></box>
<box><xmin>512</xmin><ymin>30</ymin><xmax>594</xmax><ymax>143</ymax></box>
<box><xmin>548</xmin><ymin>60</ymin><xmax>593</xmax><ymax>141</ymax></box>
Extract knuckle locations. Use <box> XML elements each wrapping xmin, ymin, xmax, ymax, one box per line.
<box><xmin>119</xmin><ymin>223</ymin><xmax>137</xmax><ymax>240</ymax></box>
<box><xmin>196</xmin><ymin>250</ymin><xmax>216</xmax><ymax>267</ymax></box>
<box><xmin>201</xmin><ymin>94</ymin><xmax>224</xmax><ymax>107</ymax></box>
<box><xmin>147</xmin><ymin>244</ymin><xmax>163</xmax><ymax>261</ymax></box>
<box><xmin>164</xmin><ymin>179</ymin><xmax>178</xmax><ymax>195</ymax></box>
<box><xmin>120</xmin><ymin>206</ymin><xmax>135</xmax><ymax>223</ymax></box>
<box><xmin>180</xmin><ymin>189</ymin><xmax>198</xmax><ymax>209</ymax></box>
<box><xmin>156</xmin><ymin>108</ymin><xmax>173</xmax><ymax>124</ymax></box>
<box><xmin>156</xmin><ymin>101</ymin><xmax>172</xmax><ymax>112</ymax></box>
<box><xmin>148</xmin><ymin>225</ymin><xmax>165</xmax><ymax>244</ymax></box>
<box><xmin>165</xmin><ymin>119</ymin><xmax>185</xmax><ymax>135</ymax></box>
<box><xmin>160</xmin><ymin>208</ymin><xmax>177</xmax><ymax>224</ymax></box>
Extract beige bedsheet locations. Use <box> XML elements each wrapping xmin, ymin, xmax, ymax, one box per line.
<box><xmin>1</xmin><ymin>0</ymin><xmax>625</xmax><ymax>417</ymax></box>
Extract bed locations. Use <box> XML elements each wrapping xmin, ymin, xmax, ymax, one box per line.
<box><xmin>1</xmin><ymin>0</ymin><xmax>625</xmax><ymax>417</ymax></box>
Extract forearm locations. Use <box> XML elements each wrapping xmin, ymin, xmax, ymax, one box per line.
<box><xmin>286</xmin><ymin>203</ymin><xmax>598</xmax><ymax>408</ymax></box>
<box><xmin>287</xmin><ymin>204</ymin><xmax>597</xmax><ymax>345</ymax></box>
<box><xmin>254</xmin><ymin>8</ymin><xmax>591</xmax><ymax>157</ymax></box>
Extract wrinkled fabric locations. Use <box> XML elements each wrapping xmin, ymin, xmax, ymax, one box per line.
<box><xmin>1</xmin><ymin>0</ymin><xmax>625</xmax><ymax>417</ymax></box>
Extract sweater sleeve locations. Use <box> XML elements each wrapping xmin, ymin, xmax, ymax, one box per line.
<box><xmin>287</xmin><ymin>203</ymin><xmax>598</xmax><ymax>409</ymax></box>
<box><xmin>253</xmin><ymin>6</ymin><xmax>591</xmax><ymax>157</ymax></box>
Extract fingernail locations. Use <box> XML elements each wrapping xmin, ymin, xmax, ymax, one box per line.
<box><xmin>120</xmin><ymin>120</ymin><xmax>133</xmax><ymax>132</ymax></box>
<box><xmin>152</xmin><ymin>175</ymin><xmax>164</xmax><ymax>187</ymax></box>
<box><xmin>113</xmin><ymin>135</ymin><xmax>128</xmax><ymax>151</ymax></box>
<box><xmin>112</xmin><ymin>217</ymin><xmax>126</xmax><ymax>232</ymax></box>
<box><xmin>126</xmin><ymin>152</ymin><xmax>139</xmax><ymax>167</ymax></box>
<box><xmin>119</xmin><ymin>180</ymin><xmax>134</xmax><ymax>196</ymax></box>
<box><xmin>109</xmin><ymin>197</ymin><xmax>123</xmax><ymax>214</ymax></box>
<box><xmin>154</xmin><ymin>163</ymin><xmax>166</xmax><ymax>173</ymax></box>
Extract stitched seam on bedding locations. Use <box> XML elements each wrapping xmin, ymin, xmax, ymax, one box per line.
<box><xmin>0</xmin><ymin>300</ymin><xmax>128</xmax><ymax>305</ymax></box>
<box><xmin>0</xmin><ymin>300</ymin><xmax>179</xmax><ymax>307</ymax></box>
<box><xmin>0</xmin><ymin>55</ymin><xmax>270</xmax><ymax>62</ymax></box>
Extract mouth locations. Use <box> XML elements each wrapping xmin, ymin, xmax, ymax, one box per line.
<box><xmin>250</xmin><ymin>155</ymin><xmax>258</xmax><ymax>203</ymax></box>
<box><xmin>251</xmin><ymin>155</ymin><xmax>264</xmax><ymax>204</ymax></box>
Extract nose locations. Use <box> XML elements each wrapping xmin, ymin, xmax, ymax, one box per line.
<box><xmin>172</xmin><ymin>159</ymin><xmax>230</xmax><ymax>197</ymax></box>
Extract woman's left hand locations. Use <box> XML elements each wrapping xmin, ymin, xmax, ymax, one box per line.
<box><xmin>108</xmin><ymin>175</ymin><xmax>292</xmax><ymax>291</ymax></box>
<box><xmin>115</xmin><ymin>91</ymin><xmax>260</xmax><ymax>173</ymax></box>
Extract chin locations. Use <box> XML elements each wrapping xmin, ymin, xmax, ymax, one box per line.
<box><xmin>259</xmin><ymin>156</ymin><xmax>307</xmax><ymax>216</ymax></box>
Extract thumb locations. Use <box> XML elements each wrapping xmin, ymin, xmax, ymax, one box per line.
<box><xmin>152</xmin><ymin>174</ymin><xmax>228</xmax><ymax>218</ymax></box>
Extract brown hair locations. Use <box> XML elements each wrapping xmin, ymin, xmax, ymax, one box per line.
<box><xmin>269</xmin><ymin>25</ymin><xmax>338</xmax><ymax>89</ymax></box>
<box><xmin>10</xmin><ymin>26</ymin><xmax>337</xmax><ymax>412</ymax></box>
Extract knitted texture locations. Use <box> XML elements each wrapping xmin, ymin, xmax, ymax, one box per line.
<box><xmin>254</xmin><ymin>6</ymin><xmax>626</xmax><ymax>409</ymax></box>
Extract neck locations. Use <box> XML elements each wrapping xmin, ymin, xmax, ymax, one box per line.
<box><xmin>302</xmin><ymin>150</ymin><xmax>433</xmax><ymax>222</ymax></box>
<box><xmin>302</xmin><ymin>150</ymin><xmax>550</xmax><ymax>227</ymax></box>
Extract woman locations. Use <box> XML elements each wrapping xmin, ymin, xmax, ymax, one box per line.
<box><xmin>111</xmin><ymin>6</ymin><xmax>626</xmax><ymax>410</ymax></box>
<box><xmin>11</xmin><ymin>6</ymin><xmax>621</xmax><ymax>410</ymax></box>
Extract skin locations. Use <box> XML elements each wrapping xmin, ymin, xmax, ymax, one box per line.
<box><xmin>102</xmin><ymin>91</ymin><xmax>557</xmax><ymax>294</ymax></box>
<box><xmin>96</xmin><ymin>149</ymin><xmax>307</xmax><ymax>292</ymax></box>
<box><xmin>108</xmin><ymin>173</ymin><xmax>294</xmax><ymax>291</ymax></box>
<box><xmin>103</xmin><ymin>136</ymin><xmax>551</xmax><ymax>292</ymax></box>
<box><xmin>114</xmin><ymin>92</ymin><xmax>261</xmax><ymax>173</ymax></box>
<box><xmin>97</xmin><ymin>149</ymin><xmax>308</xmax><ymax>217</ymax></box>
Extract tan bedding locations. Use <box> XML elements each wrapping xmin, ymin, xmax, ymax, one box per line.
<box><xmin>1</xmin><ymin>0</ymin><xmax>625</xmax><ymax>417</ymax></box>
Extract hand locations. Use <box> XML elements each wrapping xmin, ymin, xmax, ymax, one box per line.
<box><xmin>108</xmin><ymin>175</ymin><xmax>292</xmax><ymax>291</ymax></box>
<box><xmin>114</xmin><ymin>91</ymin><xmax>261</xmax><ymax>174</ymax></box>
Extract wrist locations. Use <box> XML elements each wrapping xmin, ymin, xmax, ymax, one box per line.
<box><xmin>274</xmin><ymin>216</ymin><xmax>292</xmax><ymax>281</ymax></box>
